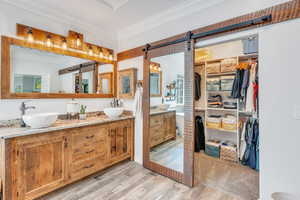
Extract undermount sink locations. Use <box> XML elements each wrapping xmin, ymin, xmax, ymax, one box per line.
<box><xmin>22</xmin><ymin>113</ymin><xmax>59</xmax><ymax>129</ymax></box>
<box><xmin>104</xmin><ymin>107</ymin><xmax>124</xmax><ymax>118</ymax></box>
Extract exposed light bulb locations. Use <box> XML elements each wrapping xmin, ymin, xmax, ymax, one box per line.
<box><xmin>99</xmin><ymin>51</ymin><xmax>104</xmax><ymax>58</ymax></box>
<box><xmin>27</xmin><ymin>28</ymin><xmax>34</xmax><ymax>43</ymax></box>
<box><xmin>76</xmin><ymin>35</ymin><xmax>81</xmax><ymax>47</ymax></box>
<box><xmin>62</xmin><ymin>38</ymin><xmax>67</xmax><ymax>50</ymax></box>
<box><xmin>88</xmin><ymin>46</ymin><xmax>93</xmax><ymax>56</ymax></box>
<box><xmin>109</xmin><ymin>54</ymin><xmax>113</xmax><ymax>61</ymax></box>
<box><xmin>45</xmin><ymin>35</ymin><xmax>53</xmax><ymax>48</ymax></box>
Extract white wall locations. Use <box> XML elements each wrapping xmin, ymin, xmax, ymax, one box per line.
<box><xmin>118</xmin><ymin>56</ymin><xmax>144</xmax><ymax>164</ymax></box>
<box><xmin>118</xmin><ymin>0</ymin><xmax>290</xmax><ymax>51</ymax></box>
<box><xmin>259</xmin><ymin>19</ymin><xmax>300</xmax><ymax>199</ymax></box>
<box><xmin>0</xmin><ymin>2</ymin><xmax>117</xmax><ymax>120</ymax></box>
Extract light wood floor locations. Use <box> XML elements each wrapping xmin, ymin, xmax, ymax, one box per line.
<box><xmin>150</xmin><ymin>137</ymin><xmax>183</xmax><ymax>172</ymax></box>
<box><xmin>38</xmin><ymin>160</ymin><xmax>252</xmax><ymax>200</ymax></box>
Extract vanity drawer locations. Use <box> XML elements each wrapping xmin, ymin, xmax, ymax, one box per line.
<box><xmin>72</xmin><ymin>141</ymin><xmax>107</xmax><ymax>163</ymax></box>
<box><xmin>72</xmin><ymin>126</ymin><xmax>107</xmax><ymax>148</ymax></box>
<box><xmin>71</xmin><ymin>154</ymin><xmax>107</xmax><ymax>180</ymax></box>
<box><xmin>150</xmin><ymin>115</ymin><xmax>163</xmax><ymax>127</ymax></box>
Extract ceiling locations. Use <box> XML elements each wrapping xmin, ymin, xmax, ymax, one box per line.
<box><xmin>2</xmin><ymin>0</ymin><xmax>222</xmax><ymax>32</ymax></box>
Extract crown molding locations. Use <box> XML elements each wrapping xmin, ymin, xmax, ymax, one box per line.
<box><xmin>0</xmin><ymin>0</ymin><xmax>115</xmax><ymax>44</ymax></box>
<box><xmin>117</xmin><ymin>0</ymin><xmax>225</xmax><ymax>40</ymax></box>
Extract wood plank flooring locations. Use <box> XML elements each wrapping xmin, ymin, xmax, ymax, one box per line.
<box><xmin>38</xmin><ymin>160</ymin><xmax>250</xmax><ymax>200</ymax></box>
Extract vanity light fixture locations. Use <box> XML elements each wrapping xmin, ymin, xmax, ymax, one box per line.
<box><xmin>45</xmin><ymin>34</ymin><xmax>53</xmax><ymax>48</ymax></box>
<box><xmin>26</xmin><ymin>27</ymin><xmax>34</xmax><ymax>43</ymax></box>
<box><xmin>61</xmin><ymin>37</ymin><xmax>68</xmax><ymax>50</ymax></box>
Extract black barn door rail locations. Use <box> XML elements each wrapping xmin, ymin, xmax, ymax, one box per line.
<box><xmin>143</xmin><ymin>14</ymin><xmax>272</xmax><ymax>52</ymax></box>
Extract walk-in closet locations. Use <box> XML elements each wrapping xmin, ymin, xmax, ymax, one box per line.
<box><xmin>193</xmin><ymin>36</ymin><xmax>260</xmax><ymax>199</ymax></box>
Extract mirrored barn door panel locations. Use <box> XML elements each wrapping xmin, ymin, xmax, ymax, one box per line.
<box><xmin>149</xmin><ymin>52</ymin><xmax>185</xmax><ymax>173</ymax></box>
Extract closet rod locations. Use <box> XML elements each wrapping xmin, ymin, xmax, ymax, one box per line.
<box><xmin>143</xmin><ymin>14</ymin><xmax>272</xmax><ymax>52</ymax></box>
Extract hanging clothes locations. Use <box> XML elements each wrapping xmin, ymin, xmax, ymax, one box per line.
<box><xmin>195</xmin><ymin>72</ymin><xmax>201</xmax><ymax>101</ymax></box>
<box><xmin>245</xmin><ymin>62</ymin><xmax>257</xmax><ymax>112</ymax></box>
<box><xmin>242</xmin><ymin>118</ymin><xmax>259</xmax><ymax>170</ymax></box>
<box><xmin>231</xmin><ymin>69</ymin><xmax>244</xmax><ymax>98</ymax></box>
<box><xmin>241</xmin><ymin>69</ymin><xmax>250</xmax><ymax>99</ymax></box>
<box><xmin>239</xmin><ymin>120</ymin><xmax>247</xmax><ymax>160</ymax></box>
<box><xmin>253</xmin><ymin>82</ymin><xmax>259</xmax><ymax>112</ymax></box>
<box><xmin>195</xmin><ymin>116</ymin><xmax>205</xmax><ymax>152</ymax></box>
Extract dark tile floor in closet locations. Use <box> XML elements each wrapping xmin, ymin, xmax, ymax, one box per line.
<box><xmin>38</xmin><ymin>158</ymin><xmax>258</xmax><ymax>200</ymax></box>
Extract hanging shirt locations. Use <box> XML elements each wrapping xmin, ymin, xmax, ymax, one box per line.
<box><xmin>195</xmin><ymin>72</ymin><xmax>201</xmax><ymax>101</ymax></box>
<box><xmin>195</xmin><ymin>116</ymin><xmax>205</xmax><ymax>152</ymax></box>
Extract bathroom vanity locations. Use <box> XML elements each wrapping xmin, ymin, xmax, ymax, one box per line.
<box><xmin>0</xmin><ymin>115</ymin><xmax>134</xmax><ymax>200</ymax></box>
<box><xmin>149</xmin><ymin>110</ymin><xmax>176</xmax><ymax>148</ymax></box>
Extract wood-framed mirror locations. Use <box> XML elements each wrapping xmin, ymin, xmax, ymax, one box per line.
<box><xmin>0</xmin><ymin>36</ymin><xmax>117</xmax><ymax>99</ymax></box>
<box><xmin>150</xmin><ymin>62</ymin><xmax>162</xmax><ymax>97</ymax></box>
<box><xmin>118</xmin><ymin>68</ymin><xmax>137</xmax><ymax>99</ymax></box>
<box><xmin>143</xmin><ymin>41</ymin><xmax>195</xmax><ymax>186</ymax></box>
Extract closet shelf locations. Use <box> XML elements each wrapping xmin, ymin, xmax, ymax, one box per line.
<box><xmin>207</xmin><ymin>127</ymin><xmax>237</xmax><ymax>133</ymax></box>
<box><xmin>207</xmin><ymin>108</ymin><xmax>237</xmax><ymax>112</ymax></box>
<box><xmin>207</xmin><ymin>72</ymin><xmax>236</xmax><ymax>77</ymax></box>
<box><xmin>238</xmin><ymin>53</ymin><xmax>258</xmax><ymax>61</ymax></box>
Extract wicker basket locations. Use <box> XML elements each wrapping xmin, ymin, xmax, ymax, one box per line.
<box><xmin>207</xmin><ymin>117</ymin><xmax>222</xmax><ymax>129</ymax></box>
<box><xmin>222</xmin><ymin>117</ymin><xmax>237</xmax><ymax>131</ymax></box>
<box><xmin>220</xmin><ymin>58</ymin><xmax>237</xmax><ymax>72</ymax></box>
<box><xmin>207</xmin><ymin>62</ymin><xmax>221</xmax><ymax>74</ymax></box>
<box><xmin>220</xmin><ymin>145</ymin><xmax>237</xmax><ymax>162</ymax></box>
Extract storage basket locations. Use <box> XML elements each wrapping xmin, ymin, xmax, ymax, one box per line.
<box><xmin>205</xmin><ymin>141</ymin><xmax>220</xmax><ymax>158</ymax></box>
<box><xmin>220</xmin><ymin>58</ymin><xmax>237</xmax><ymax>72</ymax></box>
<box><xmin>207</xmin><ymin>78</ymin><xmax>220</xmax><ymax>91</ymax></box>
<box><xmin>207</xmin><ymin>116</ymin><xmax>222</xmax><ymax>129</ymax></box>
<box><xmin>207</xmin><ymin>62</ymin><xmax>221</xmax><ymax>74</ymax></box>
<box><xmin>220</xmin><ymin>144</ymin><xmax>237</xmax><ymax>162</ymax></box>
<box><xmin>220</xmin><ymin>76</ymin><xmax>235</xmax><ymax>91</ymax></box>
<box><xmin>222</xmin><ymin>116</ymin><xmax>237</xmax><ymax>131</ymax></box>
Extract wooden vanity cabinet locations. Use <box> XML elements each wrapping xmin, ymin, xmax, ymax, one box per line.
<box><xmin>13</xmin><ymin>131</ymin><xmax>70</xmax><ymax>200</ymax></box>
<box><xmin>1</xmin><ymin>119</ymin><xmax>134</xmax><ymax>200</ymax></box>
<box><xmin>149</xmin><ymin>111</ymin><xmax>176</xmax><ymax>148</ymax></box>
<box><xmin>107</xmin><ymin>119</ymin><xmax>133</xmax><ymax>163</ymax></box>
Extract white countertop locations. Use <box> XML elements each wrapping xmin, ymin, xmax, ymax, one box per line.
<box><xmin>0</xmin><ymin>115</ymin><xmax>134</xmax><ymax>139</ymax></box>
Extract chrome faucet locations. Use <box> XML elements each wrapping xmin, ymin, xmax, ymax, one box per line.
<box><xmin>110</xmin><ymin>98</ymin><xmax>123</xmax><ymax>108</ymax></box>
<box><xmin>20</xmin><ymin>101</ymin><xmax>36</xmax><ymax>127</ymax></box>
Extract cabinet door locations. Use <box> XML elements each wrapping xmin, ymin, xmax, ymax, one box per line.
<box><xmin>164</xmin><ymin>112</ymin><xmax>176</xmax><ymax>140</ymax></box>
<box><xmin>108</xmin><ymin>120</ymin><xmax>132</xmax><ymax>161</ymax></box>
<box><xmin>15</xmin><ymin>133</ymin><xmax>69</xmax><ymax>200</ymax></box>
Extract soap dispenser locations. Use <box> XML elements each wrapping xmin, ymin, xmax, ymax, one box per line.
<box><xmin>66</xmin><ymin>99</ymin><xmax>80</xmax><ymax>119</ymax></box>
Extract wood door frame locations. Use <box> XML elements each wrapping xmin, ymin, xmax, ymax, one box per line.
<box><xmin>143</xmin><ymin>41</ymin><xmax>195</xmax><ymax>186</ymax></box>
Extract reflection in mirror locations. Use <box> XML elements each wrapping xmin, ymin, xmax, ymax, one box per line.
<box><xmin>150</xmin><ymin>62</ymin><xmax>162</xmax><ymax>97</ymax></box>
<box><xmin>122</xmin><ymin>76</ymin><xmax>131</xmax><ymax>94</ymax></box>
<box><xmin>10</xmin><ymin>45</ymin><xmax>113</xmax><ymax>95</ymax></box>
<box><xmin>98</xmin><ymin>64</ymin><xmax>113</xmax><ymax>94</ymax></box>
<box><xmin>149</xmin><ymin>52</ymin><xmax>184</xmax><ymax>173</ymax></box>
